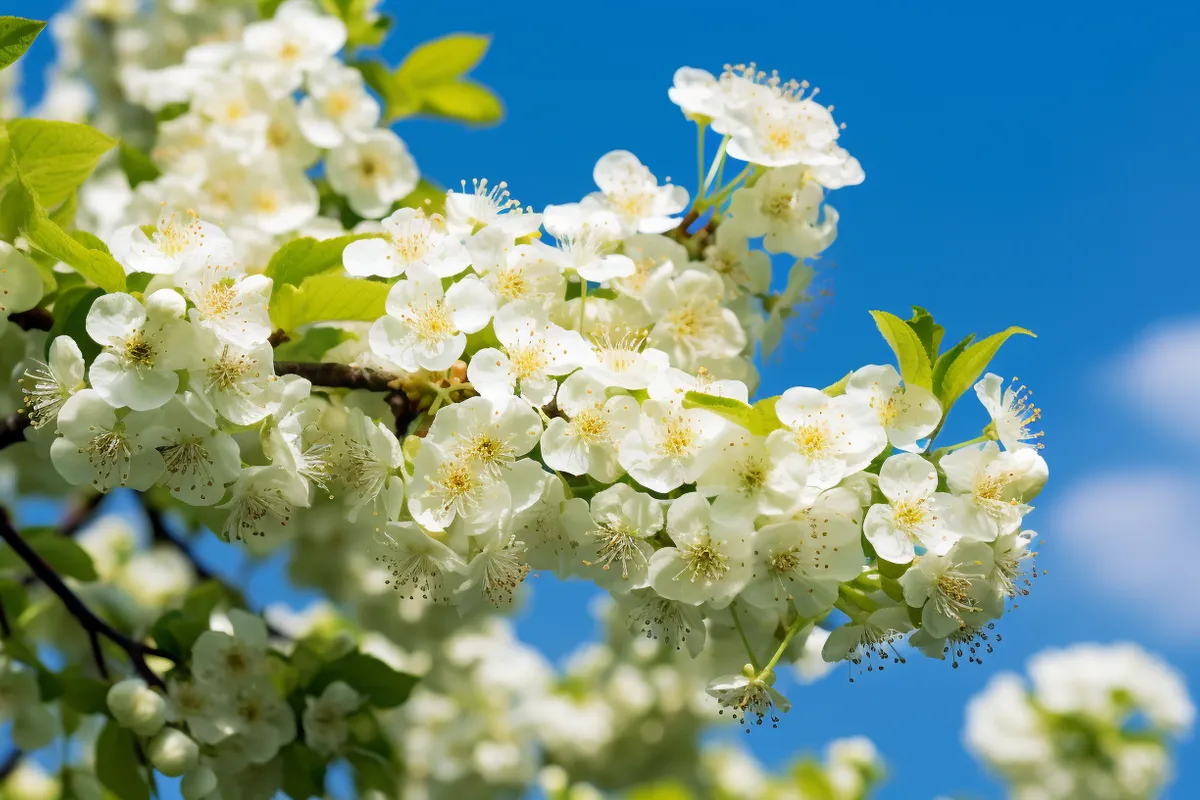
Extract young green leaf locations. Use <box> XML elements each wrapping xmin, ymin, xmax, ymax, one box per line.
<box><xmin>308</xmin><ymin>651</ymin><xmax>417</xmax><ymax>709</ymax></box>
<box><xmin>96</xmin><ymin>720</ymin><xmax>151</xmax><ymax>800</ymax></box>
<box><xmin>421</xmin><ymin>80</ymin><xmax>503</xmax><ymax>125</ymax></box>
<box><xmin>931</xmin><ymin>332</ymin><xmax>975</xmax><ymax>398</ymax></box>
<box><xmin>264</xmin><ymin>233</ymin><xmax>382</xmax><ymax>287</ymax></box>
<box><xmin>9</xmin><ymin>176</ymin><xmax>127</xmax><ymax>292</ymax></box>
<box><xmin>682</xmin><ymin>391</ymin><xmax>782</xmax><ymax>436</ymax></box>
<box><xmin>394</xmin><ymin>178</ymin><xmax>447</xmax><ymax>215</ymax></box>
<box><xmin>396</xmin><ymin>33</ymin><xmax>491</xmax><ymax>87</ymax></box>
<box><xmin>6</xmin><ymin>119</ymin><xmax>116</xmax><ymax>207</ymax></box>
<box><xmin>869</xmin><ymin>309</ymin><xmax>933</xmax><ymax>389</ymax></box>
<box><xmin>274</xmin><ymin>327</ymin><xmax>354</xmax><ymax>362</ymax></box>
<box><xmin>47</xmin><ymin>285</ymin><xmax>105</xmax><ymax>363</ymax></box>
<box><xmin>906</xmin><ymin>305</ymin><xmax>944</xmax><ymax>362</ymax></box>
<box><xmin>118</xmin><ymin>141</ymin><xmax>161</xmax><ymax>188</ymax></box>
<box><xmin>280</xmin><ymin>742</ymin><xmax>327</xmax><ymax>800</ymax></box>
<box><xmin>0</xmin><ymin>16</ymin><xmax>46</xmax><ymax>72</ymax></box>
<box><xmin>269</xmin><ymin>274</ymin><xmax>390</xmax><ymax>332</ymax></box>
<box><xmin>937</xmin><ymin>325</ymin><xmax>1036</xmax><ymax>410</ymax></box>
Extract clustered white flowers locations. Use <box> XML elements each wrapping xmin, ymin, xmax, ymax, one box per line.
<box><xmin>966</xmin><ymin>643</ymin><xmax>1195</xmax><ymax>800</ymax></box>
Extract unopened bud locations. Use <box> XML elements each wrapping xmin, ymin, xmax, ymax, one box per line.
<box><xmin>147</xmin><ymin>728</ymin><xmax>199</xmax><ymax>777</ymax></box>
<box><xmin>180</xmin><ymin>766</ymin><xmax>217</xmax><ymax>800</ymax></box>
<box><xmin>106</xmin><ymin>678</ymin><xmax>166</xmax><ymax>737</ymax></box>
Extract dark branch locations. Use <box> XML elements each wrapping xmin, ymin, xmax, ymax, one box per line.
<box><xmin>8</xmin><ymin>308</ymin><xmax>53</xmax><ymax>332</ymax></box>
<box><xmin>0</xmin><ymin>413</ymin><xmax>30</xmax><ymax>451</ymax></box>
<box><xmin>0</xmin><ymin>595</ymin><xmax>10</xmax><ymax>639</ymax></box>
<box><xmin>275</xmin><ymin>361</ymin><xmax>399</xmax><ymax>392</ymax></box>
<box><xmin>0</xmin><ymin>748</ymin><xmax>22</xmax><ymax>783</ymax></box>
<box><xmin>0</xmin><ymin>508</ymin><xmax>174</xmax><ymax>688</ymax></box>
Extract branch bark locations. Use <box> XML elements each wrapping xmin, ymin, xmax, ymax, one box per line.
<box><xmin>8</xmin><ymin>308</ymin><xmax>53</xmax><ymax>332</ymax></box>
<box><xmin>0</xmin><ymin>508</ymin><xmax>174</xmax><ymax>688</ymax></box>
<box><xmin>0</xmin><ymin>413</ymin><xmax>30</xmax><ymax>451</ymax></box>
<box><xmin>274</xmin><ymin>361</ymin><xmax>399</xmax><ymax>392</ymax></box>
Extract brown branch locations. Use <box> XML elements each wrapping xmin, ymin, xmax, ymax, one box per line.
<box><xmin>0</xmin><ymin>413</ymin><xmax>30</xmax><ymax>451</ymax></box>
<box><xmin>8</xmin><ymin>308</ymin><xmax>53</xmax><ymax>332</ymax></box>
<box><xmin>275</xmin><ymin>361</ymin><xmax>399</xmax><ymax>392</ymax></box>
<box><xmin>0</xmin><ymin>508</ymin><xmax>174</xmax><ymax>688</ymax></box>
<box><xmin>267</xmin><ymin>328</ymin><xmax>290</xmax><ymax>347</ymax></box>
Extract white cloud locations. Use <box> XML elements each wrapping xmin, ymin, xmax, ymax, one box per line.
<box><xmin>1112</xmin><ymin>318</ymin><xmax>1200</xmax><ymax>441</ymax></box>
<box><xmin>1051</xmin><ymin>470</ymin><xmax>1200</xmax><ymax>634</ymax></box>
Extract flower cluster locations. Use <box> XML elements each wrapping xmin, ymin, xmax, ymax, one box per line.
<box><xmin>965</xmin><ymin>642</ymin><xmax>1195</xmax><ymax>800</ymax></box>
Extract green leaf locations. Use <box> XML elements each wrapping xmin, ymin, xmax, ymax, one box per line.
<box><xmin>0</xmin><ymin>578</ymin><xmax>28</xmax><ymax>623</ymax></box>
<box><xmin>9</xmin><ymin>176</ymin><xmax>126</xmax><ymax>291</ymax></box>
<box><xmin>155</xmin><ymin>102</ymin><xmax>189</xmax><ymax>123</ymax></box>
<box><xmin>257</xmin><ymin>0</ymin><xmax>286</xmax><ymax>17</ymax></box>
<box><xmin>347</xmin><ymin>746</ymin><xmax>398</xmax><ymax>795</ymax></box>
<box><xmin>264</xmin><ymin>233</ymin><xmax>381</xmax><ymax>288</ymax></box>
<box><xmin>396</xmin><ymin>33</ymin><xmax>491</xmax><ymax>87</ymax></box>
<box><xmin>6</xmin><ymin>119</ymin><xmax>116</xmax><ymax>207</ymax></box>
<box><xmin>28</xmin><ymin>535</ymin><xmax>98</xmax><ymax>581</ymax></box>
<box><xmin>937</xmin><ymin>326</ymin><xmax>1036</xmax><ymax>411</ymax></box>
<box><xmin>931</xmin><ymin>333</ymin><xmax>975</xmax><ymax>399</ymax></box>
<box><xmin>182</xmin><ymin>580</ymin><xmax>227</xmax><ymax>620</ymax></box>
<box><xmin>626</xmin><ymin>783</ymin><xmax>695</xmax><ymax>800</ymax></box>
<box><xmin>682</xmin><ymin>391</ymin><xmax>782</xmax><ymax>436</ymax></box>
<box><xmin>269</xmin><ymin>274</ymin><xmax>390</xmax><ymax>332</ymax></box>
<box><xmin>420</xmin><ymin>80</ymin><xmax>503</xmax><ymax>125</ymax></box>
<box><xmin>274</xmin><ymin>327</ymin><xmax>354</xmax><ymax>362</ymax></box>
<box><xmin>906</xmin><ymin>305</ymin><xmax>944</xmax><ymax>362</ymax></box>
<box><xmin>0</xmin><ymin>16</ymin><xmax>45</xmax><ymax>72</ymax></box>
<box><xmin>118</xmin><ymin>141</ymin><xmax>160</xmax><ymax>189</ymax></box>
<box><xmin>70</xmin><ymin>229</ymin><xmax>111</xmax><ymax>255</ymax></box>
<box><xmin>47</xmin><ymin>285</ymin><xmax>105</xmax><ymax>363</ymax></box>
<box><xmin>309</xmin><ymin>652</ymin><xmax>417</xmax><ymax>709</ymax></box>
<box><xmin>280</xmin><ymin>742</ymin><xmax>327</xmax><ymax>799</ymax></box>
<box><xmin>352</xmin><ymin>59</ymin><xmax>421</xmax><ymax>122</ymax></box>
<box><xmin>870</xmin><ymin>309</ymin><xmax>933</xmax><ymax>389</ymax></box>
<box><xmin>822</xmin><ymin>371</ymin><xmax>853</xmax><ymax>397</ymax></box>
<box><xmin>791</xmin><ymin>759</ymin><xmax>836</xmax><ymax>800</ymax></box>
<box><xmin>60</xmin><ymin>670</ymin><xmax>110</xmax><ymax>715</ymax></box>
<box><xmin>95</xmin><ymin>720</ymin><xmax>150</xmax><ymax>800</ymax></box>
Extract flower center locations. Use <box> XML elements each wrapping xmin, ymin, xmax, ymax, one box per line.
<box><xmin>572</xmin><ymin>405</ymin><xmax>609</xmax><ymax>444</ymax></box>
<box><xmin>682</xmin><ymin>540</ymin><xmax>729</xmax><ymax>582</ymax></box>
<box><xmin>203</xmin><ymin>280</ymin><xmax>237</xmax><ymax>319</ymax></box>
<box><xmin>736</xmin><ymin>455</ymin><xmax>769</xmax><ymax>494</ymax></box>
<box><xmin>429</xmin><ymin>460</ymin><xmax>481</xmax><ymax>517</ymax></box>
<box><xmin>205</xmin><ymin>347</ymin><xmax>256</xmax><ymax>393</ymax></box>
<box><xmin>124</xmin><ymin>333</ymin><xmax>156</xmax><ymax>367</ymax></box>
<box><xmin>771</xmin><ymin>548</ymin><xmax>802</xmax><ymax>574</ymax></box>
<box><xmin>892</xmin><ymin>499</ymin><xmax>927</xmax><ymax>530</ymax></box>
<box><xmin>494</xmin><ymin>265</ymin><xmax>528</xmax><ymax>299</ymax></box>
<box><xmin>793</xmin><ymin>423</ymin><xmax>829</xmax><ymax>458</ymax></box>
<box><xmin>508</xmin><ymin>343</ymin><xmax>548</xmax><ymax>379</ymax></box>
<box><xmin>324</xmin><ymin>90</ymin><xmax>353</xmax><ymax>118</ymax></box>
<box><xmin>658</xmin><ymin>412</ymin><xmax>697</xmax><ymax>460</ymax></box>
<box><xmin>590</xmin><ymin>518</ymin><xmax>646</xmax><ymax>580</ymax></box>
<box><xmin>407</xmin><ymin>300</ymin><xmax>455</xmax><ymax>345</ymax></box>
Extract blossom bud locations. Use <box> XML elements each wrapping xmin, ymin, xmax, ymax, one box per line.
<box><xmin>65</xmin><ymin>770</ymin><xmax>104</xmax><ymax>800</ymax></box>
<box><xmin>180</xmin><ymin>766</ymin><xmax>218</xmax><ymax>800</ymax></box>
<box><xmin>147</xmin><ymin>728</ymin><xmax>200</xmax><ymax>777</ymax></box>
<box><xmin>106</xmin><ymin>678</ymin><xmax>167</xmax><ymax>737</ymax></box>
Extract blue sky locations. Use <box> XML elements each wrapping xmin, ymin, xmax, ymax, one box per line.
<box><xmin>12</xmin><ymin>0</ymin><xmax>1200</xmax><ymax>797</ymax></box>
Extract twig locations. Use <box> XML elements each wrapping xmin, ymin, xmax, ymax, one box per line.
<box><xmin>275</xmin><ymin>361</ymin><xmax>399</xmax><ymax>392</ymax></box>
<box><xmin>0</xmin><ymin>596</ymin><xmax>10</xmax><ymax>639</ymax></box>
<box><xmin>0</xmin><ymin>508</ymin><xmax>174</xmax><ymax>688</ymax></box>
<box><xmin>0</xmin><ymin>748</ymin><xmax>22</xmax><ymax>783</ymax></box>
<box><xmin>8</xmin><ymin>308</ymin><xmax>53</xmax><ymax>332</ymax></box>
<box><xmin>0</xmin><ymin>413</ymin><xmax>30</xmax><ymax>451</ymax></box>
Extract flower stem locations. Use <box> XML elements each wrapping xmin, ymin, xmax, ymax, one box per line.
<box><xmin>706</xmin><ymin>164</ymin><xmax>754</xmax><ymax>209</ymax></box>
<box><xmin>729</xmin><ymin>603</ymin><xmax>761</xmax><ymax>672</ymax></box>
<box><xmin>838</xmin><ymin>584</ymin><xmax>882</xmax><ymax>614</ymax></box>
<box><xmin>695</xmin><ymin>122</ymin><xmax>707</xmax><ymax>200</ymax></box>
<box><xmin>761</xmin><ymin>613</ymin><xmax>812</xmax><ymax>676</ymax></box>
<box><xmin>701</xmin><ymin>134</ymin><xmax>730</xmax><ymax>198</ymax></box>
<box><xmin>577</xmin><ymin>279</ymin><xmax>588</xmax><ymax>334</ymax></box>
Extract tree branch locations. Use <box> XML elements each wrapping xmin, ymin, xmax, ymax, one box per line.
<box><xmin>0</xmin><ymin>413</ymin><xmax>30</xmax><ymax>451</ymax></box>
<box><xmin>0</xmin><ymin>748</ymin><xmax>22</xmax><ymax>783</ymax></box>
<box><xmin>275</xmin><ymin>361</ymin><xmax>399</xmax><ymax>392</ymax></box>
<box><xmin>0</xmin><ymin>508</ymin><xmax>174</xmax><ymax>688</ymax></box>
<box><xmin>8</xmin><ymin>308</ymin><xmax>53</xmax><ymax>332</ymax></box>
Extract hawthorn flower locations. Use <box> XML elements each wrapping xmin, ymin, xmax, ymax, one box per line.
<box><xmin>975</xmin><ymin>373</ymin><xmax>1044</xmax><ymax>451</ymax></box>
<box><xmin>377</xmin><ymin>521</ymin><xmax>466</xmax><ymax>602</ymax></box>
<box><xmin>742</xmin><ymin>487</ymin><xmax>865</xmax><ymax>616</ymax></box>
<box><xmin>727</xmin><ymin>166</ymin><xmax>837</xmax><ymax>257</ymax></box>
<box><xmin>148</xmin><ymin>392</ymin><xmax>242</xmax><ymax>506</ymax></box>
<box><xmin>338</xmin><ymin>408</ymin><xmax>404</xmax><ymax>521</ymax></box>
<box><xmin>701</xmin><ymin>221</ymin><xmax>772</xmax><ymax>297</ymax></box>
<box><xmin>0</xmin><ymin>243</ymin><xmax>45</xmax><ymax>324</ymax></box>
<box><xmin>190</xmin><ymin>321</ymin><xmax>278</xmax><ymax>425</ymax></box>
<box><xmin>618</xmin><ymin>589</ymin><xmax>707</xmax><ymax>657</ymax></box>
<box><xmin>327</xmin><ymin>129</ymin><xmax>419</xmax><ymax>219</ymax></box>
<box><xmin>192</xmin><ymin>608</ymin><xmax>269</xmax><ymax>687</ymax></box>
<box><xmin>695</xmin><ymin>428</ymin><xmax>798</xmax><ymax>519</ymax></box>
<box><xmin>706</xmin><ymin>667</ymin><xmax>791</xmax><ymax>730</ymax></box>
<box><xmin>226</xmin><ymin>679</ymin><xmax>298</xmax><ymax>764</ymax></box>
<box><xmin>20</xmin><ymin>336</ymin><xmax>86</xmax><ymax>430</ymax></box>
<box><xmin>167</xmin><ymin>677</ymin><xmax>242</xmax><ymax>745</ymax></box>
<box><xmin>587</xmin><ymin>151</ymin><xmax>688</xmax><ymax>236</ymax></box>
<box><xmin>343</xmin><ymin>208</ymin><xmax>469</xmax><ymax>279</ymax></box>
<box><xmin>579</xmin><ymin>330</ymin><xmax>671</xmax><ymax>390</ymax></box>
<box><xmin>846</xmin><ymin>364</ymin><xmax>942</xmax><ymax>453</ymax></box>
<box><xmin>719</xmin><ymin>66</ymin><xmax>842</xmax><ymax>169</ymax></box>
<box><xmin>445</xmin><ymin>178</ymin><xmax>541</xmax><ymax>239</ymax></box>
<box><xmin>303</xmin><ymin>682</ymin><xmax>361</xmax><ymax>756</ymax></box>
<box><xmin>460</xmin><ymin>526</ymin><xmax>531</xmax><ymax>609</ymax></box>
<box><xmin>218</xmin><ymin>465</ymin><xmax>309</xmax><ymax>541</ymax></box>
<box><xmin>900</xmin><ymin>540</ymin><xmax>995</xmax><ymax>638</ymax></box>
<box><xmin>645</xmin><ymin>270</ymin><xmax>746</xmax><ymax>371</ymax></box>
<box><xmin>296</xmin><ymin>64</ymin><xmax>380</xmax><ymax>148</ymax></box>
<box><xmin>614</xmin><ymin>233</ymin><xmax>685</xmax><ymax>301</ymax></box>
<box><xmin>193</xmin><ymin>76</ymin><xmax>272</xmax><ymax>153</ymax></box>
<box><xmin>428</xmin><ymin>394</ymin><xmax>543</xmax><ymax>480</ymax></box>
<box><xmin>147</xmin><ymin>729</ymin><xmax>200</xmax><ymax>778</ymax></box>
<box><xmin>516</xmin><ymin>476</ymin><xmax>586</xmax><ymax>578</ymax></box>
<box><xmin>238</xmin><ymin>161</ymin><xmax>321</xmax><ymax>235</ymax></box>
<box><xmin>369</xmin><ymin>266</ymin><xmax>495</xmax><ymax>372</ymax></box>
<box><xmin>177</xmin><ymin>253</ymin><xmax>273</xmax><ymax>347</ymax></box>
<box><xmin>406</xmin><ymin>440</ymin><xmax>512</xmax><ymax>533</ymax></box>
<box><xmin>768</xmin><ymin>386</ymin><xmax>888</xmax><ymax>495</ymax></box>
<box><xmin>619</xmin><ymin>399</ymin><xmax>725</xmax><ymax>493</ymax></box>
<box><xmin>86</xmin><ymin>289</ymin><xmax>195</xmax><ymax>411</ymax></box>
<box><xmin>241</xmin><ymin>0</ymin><xmax>347</xmax><ymax>96</ymax></box>
<box><xmin>668</xmin><ymin>66</ymin><xmax>724</xmax><ymax>121</ymax></box>
<box><xmin>50</xmin><ymin>390</ymin><xmax>167</xmax><ymax>492</ymax></box>
<box><xmin>648</xmin><ymin>493</ymin><xmax>753</xmax><ymax>607</ymax></box>
<box><xmin>468</xmin><ymin>299</ymin><xmax>586</xmax><ymax>407</ymax></box>
<box><xmin>821</xmin><ymin>606</ymin><xmax>913</xmax><ymax>673</ymax></box>
<box><xmin>540</xmin><ymin>371</ymin><xmax>638</xmax><ymax>482</ymax></box>
<box><xmin>575</xmin><ymin>483</ymin><xmax>664</xmax><ymax>592</ymax></box>
<box><xmin>477</xmin><ymin>242</ymin><xmax>566</xmax><ymax>307</ymax></box>
<box><xmin>543</xmin><ymin>206</ymin><xmax>636</xmax><ymax>282</ymax></box>
<box><xmin>941</xmin><ymin>442</ymin><xmax>1048</xmax><ymax>538</ymax></box>
<box><xmin>863</xmin><ymin>453</ymin><xmax>974</xmax><ymax>563</ymax></box>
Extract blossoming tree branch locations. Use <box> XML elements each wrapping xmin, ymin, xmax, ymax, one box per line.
<box><xmin>0</xmin><ymin>2</ymin><xmax>1190</xmax><ymax>799</ymax></box>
